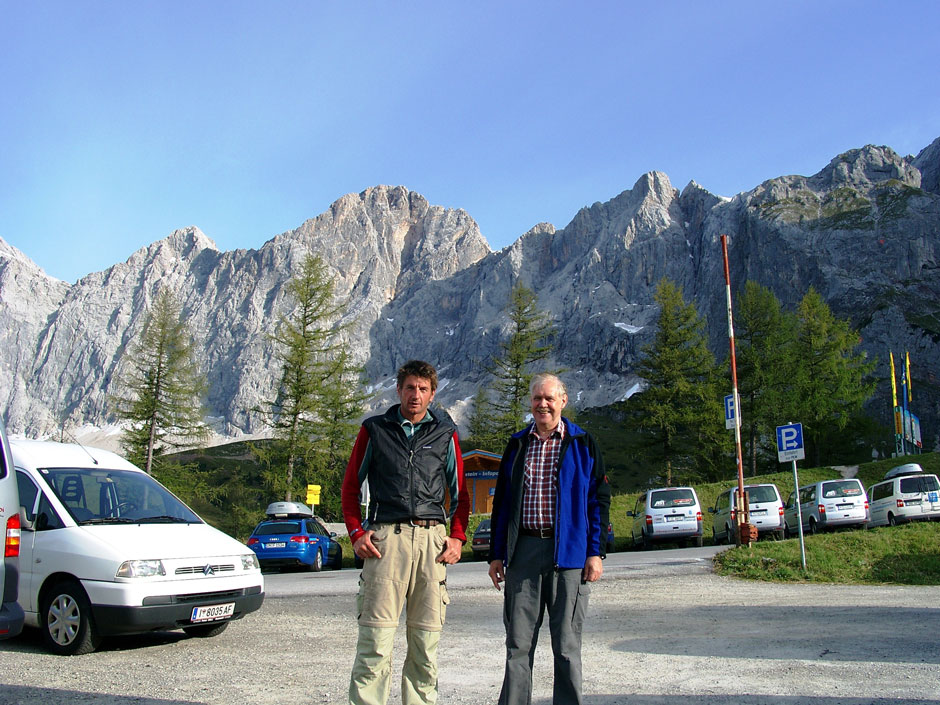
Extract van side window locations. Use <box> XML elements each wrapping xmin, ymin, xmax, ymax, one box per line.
<box><xmin>16</xmin><ymin>470</ymin><xmax>64</xmax><ymax>531</ymax></box>
<box><xmin>871</xmin><ymin>483</ymin><xmax>890</xmax><ymax>501</ymax></box>
<box><xmin>16</xmin><ymin>470</ymin><xmax>39</xmax><ymax>522</ymax></box>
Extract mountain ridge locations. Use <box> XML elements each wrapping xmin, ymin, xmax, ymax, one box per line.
<box><xmin>2</xmin><ymin>140</ymin><xmax>938</xmax><ymax>453</ymax></box>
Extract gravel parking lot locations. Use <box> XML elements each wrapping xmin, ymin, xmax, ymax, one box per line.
<box><xmin>1</xmin><ymin>548</ymin><xmax>939</xmax><ymax>705</ymax></box>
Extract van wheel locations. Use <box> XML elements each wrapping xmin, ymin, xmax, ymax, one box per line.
<box><xmin>887</xmin><ymin>513</ymin><xmax>897</xmax><ymax>527</ymax></box>
<box><xmin>41</xmin><ymin>580</ymin><xmax>101</xmax><ymax>656</ymax></box>
<box><xmin>694</xmin><ymin>536</ymin><xmax>703</xmax><ymax>548</ymax></box>
<box><xmin>808</xmin><ymin>519</ymin><xmax>818</xmax><ymax>535</ymax></box>
<box><xmin>183</xmin><ymin>622</ymin><xmax>230</xmax><ymax>638</ymax></box>
<box><xmin>641</xmin><ymin>532</ymin><xmax>651</xmax><ymax>550</ymax></box>
<box><xmin>711</xmin><ymin>527</ymin><xmax>718</xmax><ymax>545</ymax></box>
<box><xmin>310</xmin><ymin>549</ymin><xmax>323</xmax><ymax>572</ymax></box>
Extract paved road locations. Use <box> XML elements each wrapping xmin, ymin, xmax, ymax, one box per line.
<box><xmin>1</xmin><ymin>546</ymin><xmax>938</xmax><ymax>705</ymax></box>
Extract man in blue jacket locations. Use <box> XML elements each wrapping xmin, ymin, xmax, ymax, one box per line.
<box><xmin>488</xmin><ymin>372</ymin><xmax>610</xmax><ymax>705</ymax></box>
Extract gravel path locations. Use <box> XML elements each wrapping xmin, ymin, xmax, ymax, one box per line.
<box><xmin>1</xmin><ymin>551</ymin><xmax>938</xmax><ymax>705</ymax></box>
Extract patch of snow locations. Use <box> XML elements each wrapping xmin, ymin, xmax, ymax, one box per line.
<box><xmin>614</xmin><ymin>322</ymin><xmax>643</xmax><ymax>334</ymax></box>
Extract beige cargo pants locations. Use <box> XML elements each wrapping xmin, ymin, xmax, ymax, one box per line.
<box><xmin>349</xmin><ymin>522</ymin><xmax>450</xmax><ymax>705</ymax></box>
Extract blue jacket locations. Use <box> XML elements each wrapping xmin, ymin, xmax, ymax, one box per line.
<box><xmin>490</xmin><ymin>417</ymin><xmax>610</xmax><ymax>570</ymax></box>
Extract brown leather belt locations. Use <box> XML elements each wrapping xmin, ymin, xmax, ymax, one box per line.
<box><xmin>520</xmin><ymin>527</ymin><xmax>554</xmax><ymax>538</ymax></box>
<box><xmin>408</xmin><ymin>518</ymin><xmax>443</xmax><ymax>528</ymax></box>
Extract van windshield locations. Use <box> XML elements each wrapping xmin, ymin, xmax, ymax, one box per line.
<box><xmin>650</xmin><ymin>489</ymin><xmax>696</xmax><ymax>508</ymax></box>
<box><xmin>40</xmin><ymin>466</ymin><xmax>202</xmax><ymax>525</ymax></box>
<box><xmin>821</xmin><ymin>480</ymin><xmax>862</xmax><ymax>498</ymax></box>
<box><xmin>900</xmin><ymin>475</ymin><xmax>940</xmax><ymax>493</ymax></box>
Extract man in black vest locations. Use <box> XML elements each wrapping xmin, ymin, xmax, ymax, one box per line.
<box><xmin>342</xmin><ymin>360</ymin><xmax>470</xmax><ymax>705</ymax></box>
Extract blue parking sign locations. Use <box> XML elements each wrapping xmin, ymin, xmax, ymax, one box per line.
<box><xmin>724</xmin><ymin>394</ymin><xmax>736</xmax><ymax>430</ymax></box>
<box><xmin>776</xmin><ymin>423</ymin><xmax>805</xmax><ymax>463</ymax></box>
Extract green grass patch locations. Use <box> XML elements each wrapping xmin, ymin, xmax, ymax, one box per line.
<box><xmin>713</xmin><ymin>521</ymin><xmax>940</xmax><ymax>584</ymax></box>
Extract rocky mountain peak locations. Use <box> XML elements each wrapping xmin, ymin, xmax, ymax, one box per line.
<box><xmin>913</xmin><ymin>136</ymin><xmax>940</xmax><ymax>195</ymax></box>
<box><xmin>815</xmin><ymin>144</ymin><xmax>920</xmax><ymax>191</ymax></box>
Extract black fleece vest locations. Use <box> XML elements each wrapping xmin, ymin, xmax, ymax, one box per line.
<box><xmin>363</xmin><ymin>406</ymin><xmax>455</xmax><ymax>524</ymax></box>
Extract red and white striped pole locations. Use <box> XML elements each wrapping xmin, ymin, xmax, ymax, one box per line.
<box><xmin>720</xmin><ymin>234</ymin><xmax>749</xmax><ymax>545</ymax></box>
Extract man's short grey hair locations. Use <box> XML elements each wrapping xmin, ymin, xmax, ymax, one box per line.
<box><xmin>529</xmin><ymin>373</ymin><xmax>567</xmax><ymax>397</ymax></box>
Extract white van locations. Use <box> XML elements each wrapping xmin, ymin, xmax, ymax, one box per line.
<box><xmin>12</xmin><ymin>439</ymin><xmax>264</xmax><ymax>655</ymax></box>
<box><xmin>783</xmin><ymin>478</ymin><xmax>869</xmax><ymax>536</ymax></box>
<box><xmin>867</xmin><ymin>464</ymin><xmax>940</xmax><ymax>527</ymax></box>
<box><xmin>0</xmin><ymin>420</ymin><xmax>25</xmax><ymax>640</ymax></box>
<box><xmin>710</xmin><ymin>483</ymin><xmax>785</xmax><ymax>544</ymax></box>
<box><xmin>628</xmin><ymin>486</ymin><xmax>703</xmax><ymax>549</ymax></box>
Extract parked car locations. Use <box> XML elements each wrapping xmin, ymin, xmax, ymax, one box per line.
<box><xmin>867</xmin><ymin>464</ymin><xmax>940</xmax><ymax>527</ymax></box>
<box><xmin>628</xmin><ymin>487</ymin><xmax>703</xmax><ymax>549</ymax></box>
<box><xmin>247</xmin><ymin>501</ymin><xmax>343</xmax><ymax>572</ymax></box>
<box><xmin>0</xmin><ymin>420</ymin><xmax>25</xmax><ymax>641</ymax></box>
<box><xmin>710</xmin><ymin>483</ymin><xmax>785</xmax><ymax>544</ymax></box>
<box><xmin>783</xmin><ymin>478</ymin><xmax>869</xmax><ymax>537</ymax></box>
<box><xmin>471</xmin><ymin>518</ymin><xmax>491</xmax><ymax>560</ymax></box>
<box><xmin>12</xmin><ymin>439</ymin><xmax>264</xmax><ymax>655</ymax></box>
<box><xmin>606</xmin><ymin>521</ymin><xmax>616</xmax><ymax>553</ymax></box>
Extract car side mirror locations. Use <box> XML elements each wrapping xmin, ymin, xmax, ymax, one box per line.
<box><xmin>626</xmin><ymin>511</ymin><xmax>635</xmax><ymax>517</ymax></box>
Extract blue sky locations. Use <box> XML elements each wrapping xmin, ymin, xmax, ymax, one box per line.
<box><xmin>2</xmin><ymin>1</ymin><xmax>938</xmax><ymax>284</ymax></box>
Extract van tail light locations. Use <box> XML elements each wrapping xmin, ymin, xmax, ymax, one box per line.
<box><xmin>645</xmin><ymin>515</ymin><xmax>653</xmax><ymax>526</ymax></box>
<box><xmin>4</xmin><ymin>513</ymin><xmax>20</xmax><ymax>558</ymax></box>
<box><xmin>290</xmin><ymin>536</ymin><xmax>309</xmax><ymax>543</ymax></box>
<box><xmin>778</xmin><ymin>507</ymin><xmax>784</xmax><ymax>517</ymax></box>
<box><xmin>896</xmin><ymin>499</ymin><xmax>904</xmax><ymax>508</ymax></box>
<box><xmin>730</xmin><ymin>510</ymin><xmax>736</xmax><ymax>522</ymax></box>
<box><xmin>818</xmin><ymin>504</ymin><xmax>826</xmax><ymax>515</ymax></box>
<box><xmin>864</xmin><ymin>500</ymin><xmax>869</xmax><ymax>510</ymax></box>
<box><xmin>696</xmin><ymin>511</ymin><xmax>702</xmax><ymax>522</ymax></box>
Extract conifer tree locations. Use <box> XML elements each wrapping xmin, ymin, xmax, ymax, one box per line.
<box><xmin>111</xmin><ymin>290</ymin><xmax>209</xmax><ymax>474</ymax></box>
<box><xmin>468</xmin><ymin>283</ymin><xmax>556</xmax><ymax>447</ymax></box>
<box><xmin>734</xmin><ymin>281</ymin><xmax>798</xmax><ymax>474</ymax></box>
<box><xmin>263</xmin><ymin>253</ymin><xmax>365</xmax><ymax>509</ymax></box>
<box><xmin>633</xmin><ymin>278</ymin><xmax>725</xmax><ymax>484</ymax></box>
<box><xmin>786</xmin><ymin>288</ymin><xmax>876</xmax><ymax>465</ymax></box>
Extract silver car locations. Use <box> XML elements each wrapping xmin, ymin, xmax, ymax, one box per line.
<box><xmin>710</xmin><ymin>483</ymin><xmax>785</xmax><ymax>544</ymax></box>
<box><xmin>628</xmin><ymin>487</ymin><xmax>703</xmax><ymax>549</ymax></box>
<box><xmin>868</xmin><ymin>465</ymin><xmax>940</xmax><ymax>527</ymax></box>
<box><xmin>784</xmin><ymin>479</ymin><xmax>869</xmax><ymax>536</ymax></box>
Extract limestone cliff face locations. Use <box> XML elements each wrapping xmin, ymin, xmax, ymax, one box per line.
<box><xmin>1</xmin><ymin>143</ymin><xmax>938</xmax><ymax>450</ymax></box>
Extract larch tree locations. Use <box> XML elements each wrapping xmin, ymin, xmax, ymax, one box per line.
<box><xmin>111</xmin><ymin>289</ymin><xmax>209</xmax><ymax>474</ymax></box>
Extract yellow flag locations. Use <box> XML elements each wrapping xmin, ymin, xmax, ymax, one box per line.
<box><xmin>889</xmin><ymin>352</ymin><xmax>898</xmax><ymax>408</ymax></box>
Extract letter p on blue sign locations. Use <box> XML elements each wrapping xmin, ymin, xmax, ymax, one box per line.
<box><xmin>776</xmin><ymin>423</ymin><xmax>805</xmax><ymax>463</ymax></box>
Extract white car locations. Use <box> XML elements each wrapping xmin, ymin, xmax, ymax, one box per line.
<box><xmin>710</xmin><ymin>483</ymin><xmax>785</xmax><ymax>544</ymax></box>
<box><xmin>12</xmin><ymin>439</ymin><xmax>264</xmax><ymax>655</ymax></box>
<box><xmin>868</xmin><ymin>464</ymin><xmax>940</xmax><ymax>527</ymax></box>
<box><xmin>784</xmin><ymin>478</ymin><xmax>869</xmax><ymax>536</ymax></box>
<box><xmin>628</xmin><ymin>487</ymin><xmax>703</xmax><ymax>549</ymax></box>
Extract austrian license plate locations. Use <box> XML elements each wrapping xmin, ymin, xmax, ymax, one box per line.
<box><xmin>665</xmin><ymin>515</ymin><xmax>683</xmax><ymax>523</ymax></box>
<box><xmin>266</xmin><ymin>542</ymin><xmax>286</xmax><ymax>549</ymax></box>
<box><xmin>192</xmin><ymin>603</ymin><xmax>235</xmax><ymax>623</ymax></box>
<box><xmin>751</xmin><ymin>509</ymin><xmax>767</xmax><ymax>516</ymax></box>
<box><xmin>837</xmin><ymin>504</ymin><xmax>854</xmax><ymax>510</ymax></box>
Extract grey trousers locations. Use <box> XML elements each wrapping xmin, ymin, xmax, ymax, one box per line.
<box><xmin>497</xmin><ymin>535</ymin><xmax>590</xmax><ymax>705</ymax></box>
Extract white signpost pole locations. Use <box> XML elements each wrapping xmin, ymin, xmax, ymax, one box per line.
<box><xmin>777</xmin><ymin>422</ymin><xmax>807</xmax><ymax>571</ymax></box>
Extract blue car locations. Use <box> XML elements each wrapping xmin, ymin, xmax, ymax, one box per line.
<box><xmin>248</xmin><ymin>502</ymin><xmax>343</xmax><ymax>572</ymax></box>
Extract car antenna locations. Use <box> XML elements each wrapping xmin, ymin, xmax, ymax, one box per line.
<box><xmin>64</xmin><ymin>431</ymin><xmax>99</xmax><ymax>465</ymax></box>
